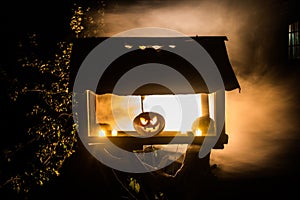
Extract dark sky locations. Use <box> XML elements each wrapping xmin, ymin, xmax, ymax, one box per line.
<box><xmin>1</xmin><ymin>0</ymin><xmax>294</xmax><ymax>71</ymax></box>
<box><xmin>1</xmin><ymin>1</ymin><xmax>72</xmax><ymax>34</ymax></box>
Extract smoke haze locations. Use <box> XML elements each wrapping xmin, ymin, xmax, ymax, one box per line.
<box><xmin>86</xmin><ymin>0</ymin><xmax>300</xmax><ymax>178</ymax></box>
<box><xmin>98</xmin><ymin>0</ymin><xmax>286</xmax><ymax>74</ymax></box>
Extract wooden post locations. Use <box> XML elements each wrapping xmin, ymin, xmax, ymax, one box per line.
<box><xmin>141</xmin><ymin>95</ymin><xmax>145</xmax><ymax>113</ymax></box>
<box><xmin>201</xmin><ymin>93</ymin><xmax>209</xmax><ymax>116</ymax></box>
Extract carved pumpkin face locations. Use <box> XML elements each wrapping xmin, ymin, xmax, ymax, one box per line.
<box><xmin>133</xmin><ymin>112</ymin><xmax>165</xmax><ymax>136</ymax></box>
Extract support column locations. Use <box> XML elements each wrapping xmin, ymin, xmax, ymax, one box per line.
<box><xmin>201</xmin><ymin>93</ymin><xmax>209</xmax><ymax>117</ymax></box>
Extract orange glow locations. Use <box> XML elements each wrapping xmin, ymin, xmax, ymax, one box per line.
<box><xmin>111</xmin><ymin>129</ymin><xmax>118</xmax><ymax>136</ymax></box>
<box><xmin>152</xmin><ymin>45</ymin><xmax>162</xmax><ymax>50</ymax></box>
<box><xmin>98</xmin><ymin>129</ymin><xmax>106</xmax><ymax>137</ymax></box>
<box><xmin>140</xmin><ymin>117</ymin><xmax>148</xmax><ymax>125</ymax></box>
<box><xmin>195</xmin><ymin>129</ymin><xmax>202</xmax><ymax>136</ymax></box>
<box><xmin>95</xmin><ymin>93</ymin><xmax>217</xmax><ymax>132</ymax></box>
<box><xmin>124</xmin><ymin>44</ymin><xmax>133</xmax><ymax>49</ymax></box>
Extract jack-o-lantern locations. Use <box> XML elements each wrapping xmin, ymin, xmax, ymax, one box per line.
<box><xmin>133</xmin><ymin>112</ymin><xmax>165</xmax><ymax>136</ymax></box>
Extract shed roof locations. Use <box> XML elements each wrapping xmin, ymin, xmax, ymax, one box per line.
<box><xmin>70</xmin><ymin>36</ymin><xmax>240</xmax><ymax>95</ymax></box>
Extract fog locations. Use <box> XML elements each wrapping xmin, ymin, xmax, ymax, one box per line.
<box><xmin>211</xmin><ymin>69</ymin><xmax>300</xmax><ymax>179</ymax></box>
<box><xmin>84</xmin><ymin>0</ymin><xmax>300</xmax><ymax>178</ymax></box>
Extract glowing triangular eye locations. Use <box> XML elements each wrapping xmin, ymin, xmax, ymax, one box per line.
<box><xmin>140</xmin><ymin>117</ymin><xmax>148</xmax><ymax>125</ymax></box>
<box><xmin>150</xmin><ymin>116</ymin><xmax>157</xmax><ymax>125</ymax></box>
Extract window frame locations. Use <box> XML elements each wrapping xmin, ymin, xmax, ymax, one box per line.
<box><xmin>288</xmin><ymin>21</ymin><xmax>300</xmax><ymax>60</ymax></box>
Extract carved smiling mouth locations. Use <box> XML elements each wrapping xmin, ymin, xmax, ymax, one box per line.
<box><xmin>143</xmin><ymin>124</ymin><xmax>160</xmax><ymax>133</ymax></box>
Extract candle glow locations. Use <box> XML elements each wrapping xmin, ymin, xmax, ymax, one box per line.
<box><xmin>112</xmin><ymin>129</ymin><xmax>118</xmax><ymax>136</ymax></box>
<box><xmin>98</xmin><ymin>129</ymin><xmax>106</xmax><ymax>137</ymax></box>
